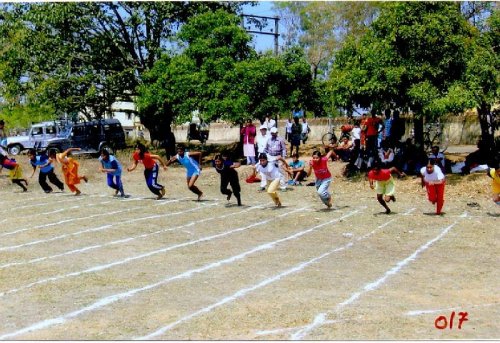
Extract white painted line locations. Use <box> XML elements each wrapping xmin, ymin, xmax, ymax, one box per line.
<box><xmin>0</xmin><ymin>205</ymin><xmax>301</xmax><ymax>298</ymax></box>
<box><xmin>0</xmin><ymin>204</ymin><xmax>262</xmax><ymax>270</ymax></box>
<box><xmin>0</xmin><ymin>198</ymin><xmax>201</xmax><ymax>252</ymax></box>
<box><xmin>135</xmin><ymin>207</ymin><xmax>366</xmax><ymax>340</ymax></box>
<box><xmin>405</xmin><ymin>303</ymin><xmax>498</xmax><ymax>316</ymax></box>
<box><xmin>0</xmin><ymin>197</ymin><xmax>187</xmax><ymax>239</ymax></box>
<box><xmin>0</xmin><ymin>206</ymin><xmax>319</xmax><ymax>339</ymax></box>
<box><xmin>290</xmin><ymin>215</ymin><xmax>464</xmax><ymax>340</ymax></box>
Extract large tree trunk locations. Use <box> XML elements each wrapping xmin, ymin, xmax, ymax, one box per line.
<box><xmin>139</xmin><ymin>107</ymin><xmax>176</xmax><ymax>159</ymax></box>
<box><xmin>413</xmin><ymin>117</ymin><xmax>424</xmax><ymax>148</ymax></box>
<box><xmin>477</xmin><ymin>102</ymin><xmax>495</xmax><ymax>150</ymax></box>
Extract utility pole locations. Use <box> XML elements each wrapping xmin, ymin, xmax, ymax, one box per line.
<box><xmin>240</xmin><ymin>14</ymin><xmax>280</xmax><ymax>56</ymax></box>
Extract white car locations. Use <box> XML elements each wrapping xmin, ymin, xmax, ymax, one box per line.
<box><xmin>4</xmin><ymin>121</ymin><xmax>66</xmax><ymax>155</ymax></box>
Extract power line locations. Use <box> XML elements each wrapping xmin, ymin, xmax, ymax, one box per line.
<box><xmin>240</xmin><ymin>14</ymin><xmax>280</xmax><ymax>55</ymax></box>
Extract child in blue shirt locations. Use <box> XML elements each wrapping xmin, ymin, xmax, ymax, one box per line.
<box><xmin>28</xmin><ymin>149</ymin><xmax>64</xmax><ymax>193</ymax></box>
<box><xmin>99</xmin><ymin>149</ymin><xmax>127</xmax><ymax>197</ymax></box>
<box><xmin>166</xmin><ymin>144</ymin><xmax>203</xmax><ymax>201</ymax></box>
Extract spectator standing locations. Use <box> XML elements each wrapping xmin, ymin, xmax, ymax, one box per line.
<box><xmin>420</xmin><ymin>161</ymin><xmax>446</xmax><ymax>215</ymax></box>
<box><xmin>390</xmin><ymin>110</ymin><xmax>405</xmax><ymax>145</ymax></box>
<box><xmin>263</xmin><ymin>115</ymin><xmax>276</xmax><ymax>129</ymax></box>
<box><xmin>285</xmin><ymin>118</ymin><xmax>293</xmax><ymax>142</ymax></box>
<box><xmin>241</xmin><ymin>119</ymin><xmax>257</xmax><ymax>165</ymax></box>
<box><xmin>365</xmin><ymin>111</ymin><xmax>385</xmax><ymax>158</ymax></box>
<box><xmin>264</xmin><ymin>127</ymin><xmax>288</xmax><ymax>191</ymax></box>
<box><xmin>290</xmin><ymin>117</ymin><xmax>302</xmax><ymax>156</ymax></box>
<box><xmin>351</xmin><ymin>121</ymin><xmax>361</xmax><ymax>143</ymax></box>
<box><xmin>301</xmin><ymin>117</ymin><xmax>311</xmax><ymax>144</ymax></box>
<box><xmin>384</xmin><ymin>109</ymin><xmax>393</xmax><ymax>144</ymax></box>
<box><xmin>0</xmin><ymin>120</ymin><xmax>6</xmax><ymax>147</ymax></box>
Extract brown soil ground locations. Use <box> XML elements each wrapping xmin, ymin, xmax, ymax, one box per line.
<box><xmin>0</xmin><ymin>145</ymin><xmax>498</xmax><ymax>340</ymax></box>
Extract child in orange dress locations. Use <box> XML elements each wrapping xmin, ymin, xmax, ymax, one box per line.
<box><xmin>49</xmin><ymin>148</ymin><xmax>88</xmax><ymax>195</ymax></box>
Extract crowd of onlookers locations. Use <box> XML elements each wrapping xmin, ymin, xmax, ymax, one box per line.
<box><xmin>240</xmin><ymin>109</ymin><xmax>499</xmax><ymax>181</ymax></box>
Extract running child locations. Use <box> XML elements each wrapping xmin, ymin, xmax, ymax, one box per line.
<box><xmin>127</xmin><ymin>142</ymin><xmax>167</xmax><ymax>200</ymax></box>
<box><xmin>367</xmin><ymin>160</ymin><xmax>406</xmax><ymax>214</ymax></box>
<box><xmin>213</xmin><ymin>153</ymin><xmax>242</xmax><ymax>206</ymax></box>
<box><xmin>307</xmin><ymin>149</ymin><xmax>337</xmax><ymax>208</ymax></box>
<box><xmin>420</xmin><ymin>161</ymin><xmax>446</xmax><ymax>215</ymax></box>
<box><xmin>0</xmin><ymin>148</ymin><xmax>28</xmax><ymax>192</ymax></box>
<box><xmin>251</xmin><ymin>153</ymin><xmax>286</xmax><ymax>207</ymax></box>
<box><xmin>166</xmin><ymin>145</ymin><xmax>203</xmax><ymax>201</ymax></box>
<box><xmin>49</xmin><ymin>148</ymin><xmax>88</xmax><ymax>196</ymax></box>
<box><xmin>28</xmin><ymin>149</ymin><xmax>64</xmax><ymax>193</ymax></box>
<box><xmin>486</xmin><ymin>162</ymin><xmax>500</xmax><ymax>205</ymax></box>
<box><xmin>99</xmin><ymin>148</ymin><xmax>126</xmax><ymax>197</ymax></box>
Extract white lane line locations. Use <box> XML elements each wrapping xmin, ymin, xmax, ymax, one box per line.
<box><xmin>405</xmin><ymin>303</ymin><xmax>499</xmax><ymax>316</ymax></box>
<box><xmin>0</xmin><ymin>206</ymin><xmax>316</xmax><ymax>339</ymax></box>
<box><xmin>290</xmin><ymin>214</ymin><xmax>465</xmax><ymax>340</ymax></box>
<box><xmin>0</xmin><ymin>203</ymin><xmax>284</xmax><ymax>297</ymax></box>
<box><xmin>0</xmin><ymin>204</ymin><xmax>262</xmax><ymax>270</ymax></box>
<box><xmin>0</xmin><ymin>197</ymin><xmax>187</xmax><ymax>239</ymax></box>
<box><xmin>135</xmin><ymin>206</ymin><xmax>366</xmax><ymax>340</ymax></box>
<box><xmin>0</xmin><ymin>198</ymin><xmax>200</xmax><ymax>252</ymax></box>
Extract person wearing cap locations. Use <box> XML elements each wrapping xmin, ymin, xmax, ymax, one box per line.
<box><xmin>251</xmin><ymin>153</ymin><xmax>287</xmax><ymax>207</ymax></box>
<box><xmin>264</xmin><ymin>127</ymin><xmax>288</xmax><ymax>191</ymax></box>
<box><xmin>256</xmin><ymin>125</ymin><xmax>270</xmax><ymax>190</ymax></box>
<box><xmin>263</xmin><ymin>115</ymin><xmax>276</xmax><ymax>130</ymax></box>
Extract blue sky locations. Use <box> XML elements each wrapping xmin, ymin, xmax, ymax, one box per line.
<box><xmin>241</xmin><ymin>1</ymin><xmax>280</xmax><ymax>52</ymax></box>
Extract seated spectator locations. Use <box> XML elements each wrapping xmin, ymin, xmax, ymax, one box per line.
<box><xmin>462</xmin><ymin>139</ymin><xmax>496</xmax><ymax>174</ymax></box>
<box><xmin>325</xmin><ymin>136</ymin><xmax>339</xmax><ymax>162</ymax></box>
<box><xmin>285</xmin><ymin>153</ymin><xmax>307</xmax><ymax>185</ymax></box>
<box><xmin>378</xmin><ymin>139</ymin><xmax>395</xmax><ymax>168</ymax></box>
<box><xmin>334</xmin><ymin>137</ymin><xmax>353</xmax><ymax>162</ymax></box>
<box><xmin>428</xmin><ymin>145</ymin><xmax>445</xmax><ymax>171</ymax></box>
<box><xmin>401</xmin><ymin>138</ymin><xmax>427</xmax><ymax>175</ymax></box>
<box><xmin>344</xmin><ymin>139</ymin><xmax>362</xmax><ymax>177</ymax></box>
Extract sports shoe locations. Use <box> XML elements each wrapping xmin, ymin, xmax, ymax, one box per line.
<box><xmin>287</xmin><ymin>180</ymin><xmax>295</xmax><ymax>185</ymax></box>
<box><xmin>160</xmin><ymin>187</ymin><xmax>166</xmax><ymax>196</ymax></box>
<box><xmin>258</xmin><ymin>187</ymin><xmax>266</xmax><ymax>192</ymax></box>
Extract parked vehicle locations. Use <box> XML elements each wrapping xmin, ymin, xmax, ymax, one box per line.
<box><xmin>5</xmin><ymin>121</ymin><xmax>67</xmax><ymax>155</ymax></box>
<box><xmin>46</xmin><ymin>119</ymin><xmax>127</xmax><ymax>154</ymax></box>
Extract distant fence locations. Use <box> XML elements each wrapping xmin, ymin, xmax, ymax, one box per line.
<box><xmin>171</xmin><ymin>116</ymin><xmax>490</xmax><ymax>145</ymax></box>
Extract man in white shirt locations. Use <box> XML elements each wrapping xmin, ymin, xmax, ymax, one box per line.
<box><xmin>264</xmin><ymin>115</ymin><xmax>276</xmax><ymax>129</ymax></box>
<box><xmin>301</xmin><ymin>117</ymin><xmax>311</xmax><ymax>143</ymax></box>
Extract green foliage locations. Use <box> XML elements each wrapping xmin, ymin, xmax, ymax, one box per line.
<box><xmin>329</xmin><ymin>2</ymin><xmax>478</xmax><ymax>118</ymax></box>
<box><xmin>0</xmin><ymin>103</ymin><xmax>56</xmax><ymax>131</ymax></box>
<box><xmin>138</xmin><ymin>12</ymin><xmax>317</xmax><ymax>125</ymax></box>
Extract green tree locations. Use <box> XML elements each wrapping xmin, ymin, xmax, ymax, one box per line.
<box><xmin>138</xmin><ymin>12</ymin><xmax>317</xmax><ymax>128</ymax></box>
<box><xmin>0</xmin><ymin>2</ymin><xmax>247</xmax><ymax>137</ymax></box>
<box><xmin>329</xmin><ymin>2</ymin><xmax>479</xmax><ymax>145</ymax></box>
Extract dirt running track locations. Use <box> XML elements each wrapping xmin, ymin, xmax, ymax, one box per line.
<box><xmin>0</xmin><ymin>153</ymin><xmax>498</xmax><ymax>340</ymax></box>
